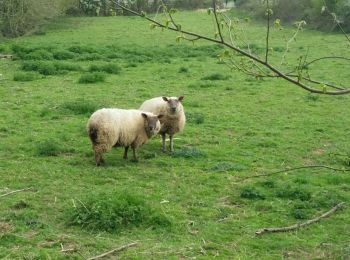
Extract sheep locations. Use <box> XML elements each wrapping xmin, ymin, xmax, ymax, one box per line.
<box><xmin>139</xmin><ymin>96</ymin><xmax>185</xmax><ymax>152</ymax></box>
<box><xmin>87</xmin><ymin>108</ymin><xmax>163</xmax><ymax>166</ymax></box>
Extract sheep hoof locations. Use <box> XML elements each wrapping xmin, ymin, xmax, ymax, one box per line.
<box><xmin>131</xmin><ymin>158</ymin><xmax>139</xmax><ymax>163</ymax></box>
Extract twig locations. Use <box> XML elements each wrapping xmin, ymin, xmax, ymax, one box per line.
<box><xmin>213</xmin><ymin>0</ymin><xmax>224</xmax><ymax>43</ymax></box>
<box><xmin>255</xmin><ymin>202</ymin><xmax>345</xmax><ymax>236</ymax></box>
<box><xmin>238</xmin><ymin>165</ymin><xmax>350</xmax><ymax>180</ymax></box>
<box><xmin>0</xmin><ymin>188</ymin><xmax>33</xmax><ymax>198</ymax></box>
<box><xmin>87</xmin><ymin>242</ymin><xmax>138</xmax><ymax>260</ymax></box>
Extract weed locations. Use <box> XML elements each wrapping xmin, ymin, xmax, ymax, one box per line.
<box><xmin>13</xmin><ymin>72</ymin><xmax>40</xmax><ymax>82</ymax></box>
<box><xmin>23</xmin><ymin>49</ymin><xmax>53</xmax><ymax>60</ymax></box>
<box><xmin>240</xmin><ymin>187</ymin><xmax>265</xmax><ymax>200</ymax></box>
<box><xmin>35</xmin><ymin>140</ymin><xmax>65</xmax><ymax>156</ymax></box>
<box><xmin>275</xmin><ymin>185</ymin><xmax>312</xmax><ymax>201</ymax></box>
<box><xmin>202</xmin><ymin>73</ymin><xmax>230</xmax><ymax>81</ymax></box>
<box><xmin>171</xmin><ymin>147</ymin><xmax>204</xmax><ymax>158</ymax></box>
<box><xmin>178</xmin><ymin>67</ymin><xmax>189</xmax><ymax>73</ymax></box>
<box><xmin>187</xmin><ymin>112</ymin><xmax>205</xmax><ymax>124</ymax></box>
<box><xmin>89</xmin><ymin>63</ymin><xmax>121</xmax><ymax>74</ymax></box>
<box><xmin>62</xmin><ymin>100</ymin><xmax>99</xmax><ymax>115</ymax></box>
<box><xmin>68</xmin><ymin>191</ymin><xmax>171</xmax><ymax>232</ymax></box>
<box><xmin>53</xmin><ymin>50</ymin><xmax>76</xmax><ymax>60</ymax></box>
<box><xmin>78</xmin><ymin>73</ymin><xmax>106</xmax><ymax>83</ymax></box>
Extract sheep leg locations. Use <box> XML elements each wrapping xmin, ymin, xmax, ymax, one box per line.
<box><xmin>131</xmin><ymin>147</ymin><xmax>138</xmax><ymax>162</ymax></box>
<box><xmin>123</xmin><ymin>146</ymin><xmax>129</xmax><ymax>159</ymax></box>
<box><xmin>170</xmin><ymin>134</ymin><xmax>174</xmax><ymax>152</ymax></box>
<box><xmin>94</xmin><ymin>151</ymin><xmax>104</xmax><ymax>166</ymax></box>
<box><xmin>161</xmin><ymin>133</ymin><xmax>166</xmax><ymax>153</ymax></box>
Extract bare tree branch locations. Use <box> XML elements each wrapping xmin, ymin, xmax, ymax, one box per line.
<box><xmin>0</xmin><ymin>188</ymin><xmax>33</xmax><ymax>198</ymax></box>
<box><xmin>255</xmin><ymin>202</ymin><xmax>345</xmax><ymax>236</ymax></box>
<box><xmin>112</xmin><ymin>0</ymin><xmax>350</xmax><ymax>95</ymax></box>
<box><xmin>238</xmin><ymin>165</ymin><xmax>350</xmax><ymax>180</ymax></box>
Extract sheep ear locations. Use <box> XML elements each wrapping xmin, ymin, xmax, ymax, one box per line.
<box><xmin>157</xmin><ymin>114</ymin><xmax>164</xmax><ymax>119</ymax></box>
<box><xmin>162</xmin><ymin>96</ymin><xmax>169</xmax><ymax>102</ymax></box>
<box><xmin>178</xmin><ymin>96</ymin><xmax>184</xmax><ymax>102</ymax></box>
<box><xmin>141</xmin><ymin>113</ymin><xmax>148</xmax><ymax>119</ymax></box>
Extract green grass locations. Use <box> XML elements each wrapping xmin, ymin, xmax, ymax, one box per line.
<box><xmin>78</xmin><ymin>72</ymin><xmax>106</xmax><ymax>83</ymax></box>
<box><xmin>0</xmin><ymin>10</ymin><xmax>350</xmax><ymax>259</ymax></box>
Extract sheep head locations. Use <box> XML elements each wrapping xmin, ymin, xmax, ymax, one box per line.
<box><xmin>141</xmin><ymin>113</ymin><xmax>163</xmax><ymax>137</ymax></box>
<box><xmin>162</xmin><ymin>96</ymin><xmax>184</xmax><ymax>115</ymax></box>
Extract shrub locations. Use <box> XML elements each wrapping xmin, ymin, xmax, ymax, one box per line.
<box><xmin>23</xmin><ymin>49</ymin><xmax>53</xmax><ymax>60</ymax></box>
<box><xmin>68</xmin><ymin>191</ymin><xmax>171</xmax><ymax>232</ymax></box>
<box><xmin>78</xmin><ymin>73</ymin><xmax>106</xmax><ymax>84</ymax></box>
<box><xmin>68</xmin><ymin>45</ymin><xmax>97</xmax><ymax>54</ymax></box>
<box><xmin>13</xmin><ymin>72</ymin><xmax>40</xmax><ymax>81</ymax></box>
<box><xmin>36</xmin><ymin>140</ymin><xmax>63</xmax><ymax>156</ymax></box>
<box><xmin>240</xmin><ymin>187</ymin><xmax>266</xmax><ymax>200</ymax></box>
<box><xmin>275</xmin><ymin>186</ymin><xmax>312</xmax><ymax>201</ymax></box>
<box><xmin>53</xmin><ymin>50</ymin><xmax>76</xmax><ymax>60</ymax></box>
<box><xmin>187</xmin><ymin>112</ymin><xmax>204</xmax><ymax>124</ymax></box>
<box><xmin>62</xmin><ymin>100</ymin><xmax>99</xmax><ymax>115</ymax></box>
<box><xmin>89</xmin><ymin>63</ymin><xmax>121</xmax><ymax>74</ymax></box>
<box><xmin>22</xmin><ymin>61</ymin><xmax>57</xmax><ymax>75</ymax></box>
<box><xmin>178</xmin><ymin>67</ymin><xmax>189</xmax><ymax>73</ymax></box>
<box><xmin>75</xmin><ymin>53</ymin><xmax>104</xmax><ymax>61</ymax></box>
<box><xmin>22</xmin><ymin>61</ymin><xmax>81</xmax><ymax>75</ymax></box>
<box><xmin>201</xmin><ymin>73</ymin><xmax>230</xmax><ymax>81</ymax></box>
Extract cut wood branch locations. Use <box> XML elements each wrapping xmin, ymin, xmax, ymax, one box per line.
<box><xmin>0</xmin><ymin>188</ymin><xmax>33</xmax><ymax>198</ymax></box>
<box><xmin>112</xmin><ymin>0</ymin><xmax>350</xmax><ymax>95</ymax></box>
<box><xmin>87</xmin><ymin>242</ymin><xmax>138</xmax><ymax>260</ymax></box>
<box><xmin>256</xmin><ymin>202</ymin><xmax>345</xmax><ymax>236</ymax></box>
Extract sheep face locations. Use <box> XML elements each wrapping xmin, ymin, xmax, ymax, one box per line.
<box><xmin>141</xmin><ymin>113</ymin><xmax>163</xmax><ymax>136</ymax></box>
<box><xmin>162</xmin><ymin>96</ymin><xmax>184</xmax><ymax>115</ymax></box>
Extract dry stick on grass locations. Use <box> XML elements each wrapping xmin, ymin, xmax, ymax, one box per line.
<box><xmin>238</xmin><ymin>165</ymin><xmax>350</xmax><ymax>180</ymax></box>
<box><xmin>0</xmin><ymin>188</ymin><xmax>33</xmax><ymax>198</ymax></box>
<box><xmin>87</xmin><ymin>242</ymin><xmax>138</xmax><ymax>260</ymax></box>
<box><xmin>256</xmin><ymin>202</ymin><xmax>345</xmax><ymax>236</ymax></box>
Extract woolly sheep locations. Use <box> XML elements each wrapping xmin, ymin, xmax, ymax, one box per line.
<box><xmin>87</xmin><ymin>108</ymin><xmax>163</xmax><ymax>166</ymax></box>
<box><xmin>139</xmin><ymin>96</ymin><xmax>185</xmax><ymax>152</ymax></box>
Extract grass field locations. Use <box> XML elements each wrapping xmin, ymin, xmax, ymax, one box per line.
<box><xmin>0</xmin><ymin>10</ymin><xmax>350</xmax><ymax>259</ymax></box>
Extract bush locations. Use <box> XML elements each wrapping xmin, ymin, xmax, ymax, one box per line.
<box><xmin>62</xmin><ymin>100</ymin><xmax>99</xmax><ymax>115</ymax></box>
<box><xmin>22</xmin><ymin>61</ymin><xmax>81</xmax><ymax>75</ymax></box>
<box><xmin>240</xmin><ymin>187</ymin><xmax>266</xmax><ymax>200</ymax></box>
<box><xmin>22</xmin><ymin>61</ymin><xmax>57</xmax><ymax>75</ymax></box>
<box><xmin>23</xmin><ymin>49</ymin><xmax>53</xmax><ymax>60</ymax></box>
<box><xmin>89</xmin><ymin>63</ymin><xmax>121</xmax><ymax>74</ymax></box>
<box><xmin>275</xmin><ymin>185</ymin><xmax>312</xmax><ymax>201</ymax></box>
<box><xmin>53</xmin><ymin>50</ymin><xmax>76</xmax><ymax>60</ymax></box>
<box><xmin>201</xmin><ymin>73</ymin><xmax>230</xmax><ymax>81</ymax></box>
<box><xmin>68</xmin><ymin>191</ymin><xmax>171</xmax><ymax>232</ymax></box>
<box><xmin>78</xmin><ymin>73</ymin><xmax>106</xmax><ymax>84</ymax></box>
<box><xmin>36</xmin><ymin>140</ymin><xmax>64</xmax><ymax>156</ymax></box>
<box><xmin>13</xmin><ymin>72</ymin><xmax>40</xmax><ymax>82</ymax></box>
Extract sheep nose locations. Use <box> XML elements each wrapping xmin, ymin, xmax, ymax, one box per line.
<box><xmin>171</xmin><ymin>108</ymin><xmax>176</xmax><ymax>113</ymax></box>
<box><xmin>149</xmin><ymin>126</ymin><xmax>154</xmax><ymax>131</ymax></box>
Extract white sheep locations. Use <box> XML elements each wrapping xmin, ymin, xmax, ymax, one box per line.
<box><xmin>87</xmin><ymin>108</ymin><xmax>163</xmax><ymax>166</ymax></box>
<box><xmin>139</xmin><ymin>96</ymin><xmax>185</xmax><ymax>152</ymax></box>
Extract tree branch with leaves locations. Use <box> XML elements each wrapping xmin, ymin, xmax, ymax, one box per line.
<box><xmin>112</xmin><ymin>0</ymin><xmax>350</xmax><ymax>95</ymax></box>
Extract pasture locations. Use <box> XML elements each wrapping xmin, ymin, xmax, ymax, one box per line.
<box><xmin>0</xmin><ymin>10</ymin><xmax>350</xmax><ymax>259</ymax></box>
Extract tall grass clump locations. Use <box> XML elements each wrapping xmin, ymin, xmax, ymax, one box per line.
<box><xmin>23</xmin><ymin>49</ymin><xmax>53</xmax><ymax>60</ymax></box>
<box><xmin>201</xmin><ymin>73</ymin><xmax>230</xmax><ymax>81</ymax></box>
<box><xmin>35</xmin><ymin>140</ymin><xmax>65</xmax><ymax>156</ymax></box>
<box><xmin>53</xmin><ymin>50</ymin><xmax>76</xmax><ymax>60</ymax></box>
<box><xmin>13</xmin><ymin>72</ymin><xmax>40</xmax><ymax>82</ymax></box>
<box><xmin>78</xmin><ymin>73</ymin><xmax>106</xmax><ymax>84</ymax></box>
<box><xmin>68</xmin><ymin>191</ymin><xmax>171</xmax><ymax>233</ymax></box>
<box><xmin>62</xmin><ymin>100</ymin><xmax>99</xmax><ymax>115</ymax></box>
<box><xmin>22</xmin><ymin>61</ymin><xmax>81</xmax><ymax>75</ymax></box>
<box><xmin>89</xmin><ymin>63</ymin><xmax>121</xmax><ymax>74</ymax></box>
